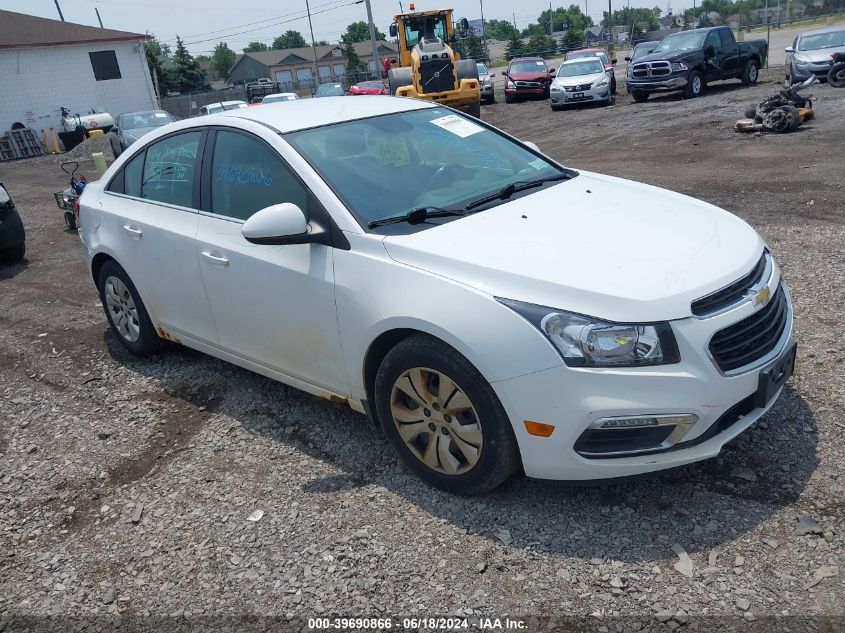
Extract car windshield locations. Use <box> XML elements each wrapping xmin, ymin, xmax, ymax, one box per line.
<box><xmin>510</xmin><ymin>60</ymin><xmax>546</xmax><ymax>73</ymax></box>
<box><xmin>477</xmin><ymin>63</ymin><xmax>489</xmax><ymax>75</ymax></box>
<box><xmin>632</xmin><ymin>43</ymin><xmax>656</xmax><ymax>60</ymax></box>
<box><xmin>222</xmin><ymin>102</ymin><xmax>248</xmax><ymax>110</ymax></box>
<box><xmin>263</xmin><ymin>94</ymin><xmax>296</xmax><ymax>103</ymax></box>
<box><xmin>653</xmin><ymin>31</ymin><xmax>707</xmax><ymax>52</ymax></box>
<box><xmin>798</xmin><ymin>30</ymin><xmax>845</xmax><ymax>50</ymax></box>
<box><xmin>286</xmin><ymin>107</ymin><xmax>566</xmax><ymax>228</ymax></box>
<box><xmin>558</xmin><ymin>59</ymin><xmax>604</xmax><ymax>76</ymax></box>
<box><xmin>570</xmin><ymin>51</ymin><xmax>609</xmax><ymax>64</ymax></box>
<box><xmin>317</xmin><ymin>84</ymin><xmax>344</xmax><ymax>96</ymax></box>
<box><xmin>122</xmin><ymin>111</ymin><xmax>174</xmax><ymax>129</ymax></box>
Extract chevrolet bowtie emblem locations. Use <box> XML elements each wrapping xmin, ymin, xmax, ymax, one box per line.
<box><xmin>754</xmin><ymin>286</ymin><xmax>770</xmax><ymax>306</ymax></box>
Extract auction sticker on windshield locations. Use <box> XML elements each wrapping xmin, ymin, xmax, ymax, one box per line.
<box><xmin>430</xmin><ymin>114</ymin><xmax>483</xmax><ymax>138</ymax></box>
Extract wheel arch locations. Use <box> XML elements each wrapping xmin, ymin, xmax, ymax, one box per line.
<box><xmin>91</xmin><ymin>251</ymin><xmax>116</xmax><ymax>286</ymax></box>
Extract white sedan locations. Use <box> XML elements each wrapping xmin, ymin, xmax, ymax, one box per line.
<box><xmin>78</xmin><ymin>97</ymin><xmax>795</xmax><ymax>494</ymax></box>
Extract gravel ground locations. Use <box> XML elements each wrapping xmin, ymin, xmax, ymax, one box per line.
<box><xmin>1</xmin><ymin>73</ymin><xmax>843</xmax><ymax>632</ymax></box>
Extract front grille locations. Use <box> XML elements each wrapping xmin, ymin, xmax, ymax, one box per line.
<box><xmin>691</xmin><ymin>252</ymin><xmax>768</xmax><ymax>316</ymax></box>
<box><xmin>632</xmin><ymin>61</ymin><xmax>671</xmax><ymax>78</ymax></box>
<box><xmin>515</xmin><ymin>80</ymin><xmax>541</xmax><ymax>88</ymax></box>
<box><xmin>419</xmin><ymin>60</ymin><xmax>455</xmax><ymax>94</ymax></box>
<box><xmin>564</xmin><ymin>83</ymin><xmax>592</xmax><ymax>92</ymax></box>
<box><xmin>709</xmin><ymin>284</ymin><xmax>789</xmax><ymax>372</ymax></box>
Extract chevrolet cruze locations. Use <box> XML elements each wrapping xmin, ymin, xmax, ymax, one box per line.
<box><xmin>78</xmin><ymin>96</ymin><xmax>796</xmax><ymax>494</ymax></box>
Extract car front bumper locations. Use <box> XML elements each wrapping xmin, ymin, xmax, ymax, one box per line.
<box><xmin>626</xmin><ymin>76</ymin><xmax>688</xmax><ymax>92</ymax></box>
<box><xmin>505</xmin><ymin>87</ymin><xmax>548</xmax><ymax>97</ymax></box>
<box><xmin>491</xmin><ymin>277</ymin><xmax>795</xmax><ymax>481</ymax></box>
<box><xmin>550</xmin><ymin>84</ymin><xmax>611</xmax><ymax>105</ymax></box>
<box><xmin>790</xmin><ymin>60</ymin><xmax>831</xmax><ymax>80</ymax></box>
<box><xmin>480</xmin><ymin>82</ymin><xmax>494</xmax><ymax>97</ymax></box>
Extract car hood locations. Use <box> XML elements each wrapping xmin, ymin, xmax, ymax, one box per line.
<box><xmin>508</xmin><ymin>71</ymin><xmax>550</xmax><ymax>81</ymax></box>
<box><xmin>123</xmin><ymin>126</ymin><xmax>160</xmax><ymax>141</ymax></box>
<box><xmin>555</xmin><ymin>71</ymin><xmax>607</xmax><ymax>86</ymax></box>
<box><xmin>381</xmin><ymin>171</ymin><xmax>763</xmax><ymax>322</ymax></box>
<box><xmin>636</xmin><ymin>50</ymin><xmax>701</xmax><ymax>63</ymax></box>
<box><xmin>796</xmin><ymin>44</ymin><xmax>845</xmax><ymax>62</ymax></box>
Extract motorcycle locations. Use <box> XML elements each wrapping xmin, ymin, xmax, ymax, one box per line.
<box><xmin>828</xmin><ymin>52</ymin><xmax>845</xmax><ymax>88</ymax></box>
<box><xmin>736</xmin><ymin>76</ymin><xmax>816</xmax><ymax>134</ymax></box>
<box><xmin>52</xmin><ymin>161</ymin><xmax>87</xmax><ymax>231</ymax></box>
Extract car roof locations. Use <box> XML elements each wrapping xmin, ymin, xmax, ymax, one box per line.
<box><xmin>217</xmin><ymin>95</ymin><xmax>434</xmax><ymax>132</ymax></box>
<box><xmin>511</xmin><ymin>56</ymin><xmax>543</xmax><ymax>62</ymax></box>
<box><xmin>560</xmin><ymin>57</ymin><xmax>604</xmax><ymax>65</ymax></box>
<box><xmin>799</xmin><ymin>25</ymin><xmax>845</xmax><ymax>36</ymax></box>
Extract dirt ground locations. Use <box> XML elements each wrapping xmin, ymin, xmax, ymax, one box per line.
<box><xmin>1</xmin><ymin>72</ymin><xmax>843</xmax><ymax>631</ymax></box>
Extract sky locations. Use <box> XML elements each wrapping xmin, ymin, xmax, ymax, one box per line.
<box><xmin>6</xmin><ymin>0</ymin><xmax>702</xmax><ymax>55</ymax></box>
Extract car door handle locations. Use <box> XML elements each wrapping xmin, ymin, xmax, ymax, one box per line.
<box><xmin>123</xmin><ymin>224</ymin><xmax>142</xmax><ymax>239</ymax></box>
<box><xmin>201</xmin><ymin>250</ymin><xmax>229</xmax><ymax>267</ymax></box>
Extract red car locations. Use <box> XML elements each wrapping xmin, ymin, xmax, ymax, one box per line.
<box><xmin>504</xmin><ymin>57</ymin><xmax>555</xmax><ymax>103</ymax></box>
<box><xmin>349</xmin><ymin>80</ymin><xmax>389</xmax><ymax>95</ymax></box>
<box><xmin>565</xmin><ymin>48</ymin><xmax>618</xmax><ymax>94</ymax></box>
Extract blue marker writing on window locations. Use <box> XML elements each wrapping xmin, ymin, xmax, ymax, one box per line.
<box><xmin>215</xmin><ymin>163</ymin><xmax>273</xmax><ymax>186</ymax></box>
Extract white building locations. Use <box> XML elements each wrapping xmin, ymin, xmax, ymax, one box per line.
<box><xmin>0</xmin><ymin>10</ymin><xmax>157</xmax><ymax>134</ymax></box>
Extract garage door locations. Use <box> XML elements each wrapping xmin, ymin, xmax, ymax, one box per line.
<box><xmin>296</xmin><ymin>67</ymin><xmax>313</xmax><ymax>90</ymax></box>
<box><xmin>274</xmin><ymin>70</ymin><xmax>293</xmax><ymax>91</ymax></box>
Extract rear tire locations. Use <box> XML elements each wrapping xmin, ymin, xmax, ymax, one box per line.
<box><xmin>551</xmin><ymin>104</ymin><xmax>563</xmax><ymax>111</ymax></box>
<box><xmin>684</xmin><ymin>71</ymin><xmax>704</xmax><ymax>98</ymax></box>
<box><xmin>463</xmin><ymin>101</ymin><xmax>481</xmax><ymax>119</ymax></box>
<box><xmin>829</xmin><ymin>62</ymin><xmax>845</xmax><ymax>88</ymax></box>
<box><xmin>375</xmin><ymin>334</ymin><xmax>520</xmax><ymax>495</ymax></box>
<box><xmin>64</xmin><ymin>211</ymin><xmax>77</xmax><ymax>231</ymax></box>
<box><xmin>0</xmin><ymin>242</ymin><xmax>25</xmax><ymax>264</ymax></box>
<box><xmin>741</xmin><ymin>60</ymin><xmax>759</xmax><ymax>85</ymax></box>
<box><xmin>97</xmin><ymin>260</ymin><xmax>162</xmax><ymax>356</ymax></box>
<box><xmin>630</xmin><ymin>90</ymin><xmax>649</xmax><ymax>102</ymax></box>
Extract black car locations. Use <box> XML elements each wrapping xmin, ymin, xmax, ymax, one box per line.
<box><xmin>0</xmin><ymin>182</ymin><xmax>25</xmax><ymax>263</ymax></box>
<box><xmin>109</xmin><ymin>110</ymin><xmax>175</xmax><ymax>158</ymax></box>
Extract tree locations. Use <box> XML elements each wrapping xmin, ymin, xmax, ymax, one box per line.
<box><xmin>505</xmin><ymin>33</ymin><xmax>524</xmax><ymax>59</ymax></box>
<box><xmin>562</xmin><ymin>28</ymin><xmax>585</xmax><ymax>51</ymax></box>
<box><xmin>195</xmin><ymin>54</ymin><xmax>211</xmax><ymax>62</ymax></box>
<box><xmin>145</xmin><ymin>37</ymin><xmax>175</xmax><ymax>96</ymax></box>
<box><xmin>272</xmin><ymin>30</ymin><xmax>307</xmax><ymax>50</ymax></box>
<box><xmin>344</xmin><ymin>42</ymin><xmax>366</xmax><ymax>81</ymax></box>
<box><xmin>486</xmin><ymin>18</ymin><xmax>520</xmax><ymax>41</ymax></box>
<box><xmin>538</xmin><ymin>5</ymin><xmax>593</xmax><ymax>35</ymax></box>
<box><xmin>211</xmin><ymin>42</ymin><xmax>237</xmax><ymax>81</ymax></box>
<box><xmin>171</xmin><ymin>36</ymin><xmax>210</xmax><ymax>93</ymax></box>
<box><xmin>527</xmin><ymin>29</ymin><xmax>556</xmax><ymax>57</ymax></box>
<box><xmin>243</xmin><ymin>41</ymin><xmax>268</xmax><ymax>53</ymax></box>
<box><xmin>456</xmin><ymin>34</ymin><xmax>486</xmax><ymax>61</ymax></box>
<box><xmin>341</xmin><ymin>21</ymin><xmax>386</xmax><ymax>46</ymax></box>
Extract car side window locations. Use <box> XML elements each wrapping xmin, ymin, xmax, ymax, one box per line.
<box><xmin>141</xmin><ymin>131</ymin><xmax>202</xmax><ymax>208</ymax></box>
<box><xmin>705</xmin><ymin>30</ymin><xmax>723</xmax><ymax>50</ymax></box>
<box><xmin>124</xmin><ymin>151</ymin><xmax>144</xmax><ymax>197</ymax></box>
<box><xmin>210</xmin><ymin>129</ymin><xmax>307</xmax><ymax>222</ymax></box>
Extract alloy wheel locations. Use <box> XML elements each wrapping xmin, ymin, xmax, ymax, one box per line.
<box><xmin>389</xmin><ymin>367</ymin><xmax>483</xmax><ymax>475</ymax></box>
<box><xmin>104</xmin><ymin>275</ymin><xmax>140</xmax><ymax>343</ymax></box>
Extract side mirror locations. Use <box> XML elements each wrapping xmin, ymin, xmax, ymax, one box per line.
<box><xmin>624</xmin><ymin>56</ymin><xmax>631</xmax><ymax>61</ymax></box>
<box><xmin>459</xmin><ymin>17</ymin><xmax>469</xmax><ymax>33</ymax></box>
<box><xmin>389</xmin><ymin>23</ymin><xmax>398</xmax><ymax>38</ymax></box>
<box><xmin>784</xmin><ymin>46</ymin><xmax>794</xmax><ymax>53</ymax></box>
<box><xmin>611</xmin><ymin>59</ymin><xmax>618</xmax><ymax>65</ymax></box>
<box><xmin>549</xmin><ymin>68</ymin><xmax>556</xmax><ymax>76</ymax></box>
<box><xmin>705</xmin><ymin>44</ymin><xmax>716</xmax><ymax>58</ymax></box>
<box><xmin>489</xmin><ymin>73</ymin><xmax>495</xmax><ymax>77</ymax></box>
<box><xmin>523</xmin><ymin>141</ymin><xmax>540</xmax><ymax>152</ymax></box>
<box><xmin>242</xmin><ymin>203</ymin><xmax>325</xmax><ymax>246</ymax></box>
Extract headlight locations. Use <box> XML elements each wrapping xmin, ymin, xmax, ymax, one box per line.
<box><xmin>793</xmin><ymin>53</ymin><xmax>811</xmax><ymax>65</ymax></box>
<box><xmin>595</xmin><ymin>75</ymin><xmax>610</xmax><ymax>87</ymax></box>
<box><xmin>671</xmin><ymin>62</ymin><xmax>688</xmax><ymax>72</ymax></box>
<box><xmin>0</xmin><ymin>185</ymin><xmax>10</xmax><ymax>205</ymax></box>
<box><xmin>498</xmin><ymin>299</ymin><xmax>680</xmax><ymax>367</ymax></box>
<box><xmin>507</xmin><ymin>80</ymin><xmax>516</xmax><ymax>89</ymax></box>
<box><xmin>550</xmin><ymin>83</ymin><xmax>562</xmax><ymax>92</ymax></box>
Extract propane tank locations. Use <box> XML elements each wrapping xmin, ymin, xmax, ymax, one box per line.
<box><xmin>61</xmin><ymin>111</ymin><xmax>115</xmax><ymax>133</ymax></box>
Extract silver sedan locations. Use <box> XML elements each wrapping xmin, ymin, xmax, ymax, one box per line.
<box><xmin>549</xmin><ymin>58</ymin><xmax>613</xmax><ymax>110</ymax></box>
<box><xmin>785</xmin><ymin>26</ymin><xmax>845</xmax><ymax>83</ymax></box>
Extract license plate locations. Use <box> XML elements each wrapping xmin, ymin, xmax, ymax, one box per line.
<box><xmin>573</xmin><ymin>92</ymin><xmax>584</xmax><ymax>99</ymax></box>
<box><xmin>753</xmin><ymin>342</ymin><xmax>797</xmax><ymax>408</ymax></box>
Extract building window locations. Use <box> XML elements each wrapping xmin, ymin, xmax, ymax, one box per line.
<box><xmin>89</xmin><ymin>50</ymin><xmax>122</xmax><ymax>81</ymax></box>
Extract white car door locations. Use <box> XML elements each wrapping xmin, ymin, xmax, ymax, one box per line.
<box><xmin>103</xmin><ymin>129</ymin><xmax>218</xmax><ymax>344</ymax></box>
<box><xmin>194</xmin><ymin>127</ymin><xmax>347</xmax><ymax>393</ymax></box>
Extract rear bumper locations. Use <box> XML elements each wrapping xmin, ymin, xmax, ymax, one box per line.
<box><xmin>626</xmin><ymin>76</ymin><xmax>688</xmax><ymax>92</ymax></box>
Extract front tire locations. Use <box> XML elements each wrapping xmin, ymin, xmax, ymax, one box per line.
<box><xmin>0</xmin><ymin>242</ymin><xmax>25</xmax><ymax>264</ymax></box>
<box><xmin>630</xmin><ymin>90</ymin><xmax>649</xmax><ymax>102</ymax></box>
<box><xmin>97</xmin><ymin>260</ymin><xmax>162</xmax><ymax>356</ymax></box>
<box><xmin>742</xmin><ymin>60</ymin><xmax>759</xmax><ymax>85</ymax></box>
<box><xmin>684</xmin><ymin>71</ymin><xmax>704</xmax><ymax>98</ymax></box>
<box><xmin>375</xmin><ymin>335</ymin><xmax>520</xmax><ymax>495</ymax></box>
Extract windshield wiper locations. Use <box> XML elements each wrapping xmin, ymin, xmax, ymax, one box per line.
<box><xmin>368</xmin><ymin>206</ymin><xmax>469</xmax><ymax>229</ymax></box>
<box><xmin>464</xmin><ymin>173</ymin><xmax>569</xmax><ymax>211</ymax></box>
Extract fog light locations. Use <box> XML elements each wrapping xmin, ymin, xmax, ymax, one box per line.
<box><xmin>598</xmin><ymin>415</ymin><xmax>696</xmax><ymax>429</ymax></box>
<box><xmin>575</xmin><ymin>414</ymin><xmax>698</xmax><ymax>458</ymax></box>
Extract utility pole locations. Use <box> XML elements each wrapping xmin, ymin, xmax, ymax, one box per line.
<box><xmin>549</xmin><ymin>2</ymin><xmax>553</xmax><ymax>35</ymax></box>
<box><xmin>305</xmin><ymin>0</ymin><xmax>320</xmax><ymax>89</ymax></box>
<box><xmin>363</xmin><ymin>0</ymin><xmax>382</xmax><ymax>80</ymax></box>
<box><xmin>513</xmin><ymin>12</ymin><xmax>517</xmax><ymax>30</ymax></box>
<box><xmin>53</xmin><ymin>0</ymin><xmax>65</xmax><ymax>21</ymax></box>
<box><xmin>479</xmin><ymin>0</ymin><xmax>487</xmax><ymax>61</ymax></box>
<box><xmin>95</xmin><ymin>7</ymin><xmax>104</xmax><ymax>27</ymax></box>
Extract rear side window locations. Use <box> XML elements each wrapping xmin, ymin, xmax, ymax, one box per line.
<box><xmin>124</xmin><ymin>152</ymin><xmax>144</xmax><ymax>197</ymax></box>
<box><xmin>142</xmin><ymin>131</ymin><xmax>202</xmax><ymax>208</ymax></box>
<box><xmin>210</xmin><ymin>130</ymin><xmax>307</xmax><ymax>221</ymax></box>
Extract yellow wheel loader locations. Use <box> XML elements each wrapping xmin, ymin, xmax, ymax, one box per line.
<box><xmin>387</xmin><ymin>7</ymin><xmax>482</xmax><ymax>118</ymax></box>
